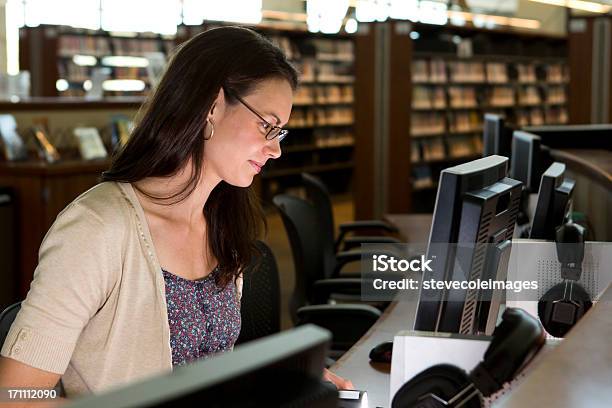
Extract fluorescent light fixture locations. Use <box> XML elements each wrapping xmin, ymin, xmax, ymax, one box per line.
<box><xmin>183</xmin><ymin>0</ymin><xmax>262</xmax><ymax>25</ymax></box>
<box><xmin>101</xmin><ymin>56</ymin><xmax>149</xmax><ymax>68</ymax></box>
<box><xmin>355</xmin><ymin>0</ymin><xmax>389</xmax><ymax>22</ymax></box>
<box><xmin>447</xmin><ymin>10</ymin><xmax>541</xmax><ymax>30</ymax></box>
<box><xmin>73</xmin><ymin>55</ymin><xmax>97</xmax><ymax>67</ymax></box>
<box><xmin>345</xmin><ymin>18</ymin><xmax>359</xmax><ymax>33</ymax></box>
<box><xmin>307</xmin><ymin>0</ymin><xmax>349</xmax><ymax>34</ymax></box>
<box><xmin>419</xmin><ymin>1</ymin><xmax>448</xmax><ymax>25</ymax></box>
<box><xmin>102</xmin><ymin>79</ymin><xmax>146</xmax><ymax>92</ymax></box>
<box><xmin>56</xmin><ymin>79</ymin><xmax>69</xmax><ymax>92</ymax></box>
<box><xmin>389</xmin><ymin>0</ymin><xmax>419</xmax><ymax>21</ymax></box>
<box><xmin>529</xmin><ymin>0</ymin><xmax>610</xmax><ymax>13</ymax></box>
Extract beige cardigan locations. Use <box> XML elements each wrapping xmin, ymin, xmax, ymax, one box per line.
<box><xmin>1</xmin><ymin>182</ymin><xmax>242</xmax><ymax>397</ymax></box>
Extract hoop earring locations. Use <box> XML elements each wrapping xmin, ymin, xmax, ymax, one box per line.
<box><xmin>204</xmin><ymin>119</ymin><xmax>215</xmax><ymax>140</ymax></box>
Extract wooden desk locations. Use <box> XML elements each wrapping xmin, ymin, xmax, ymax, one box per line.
<box><xmin>549</xmin><ymin>148</ymin><xmax>612</xmax><ymax>191</ymax></box>
<box><xmin>332</xmin><ymin>286</ymin><xmax>612</xmax><ymax>408</ymax></box>
<box><xmin>333</xmin><ymin>214</ymin><xmax>612</xmax><ymax>406</ymax></box>
<box><xmin>499</xmin><ymin>284</ymin><xmax>612</xmax><ymax>407</ymax></box>
<box><xmin>331</xmin><ymin>298</ymin><xmax>419</xmax><ymax>407</ymax></box>
<box><xmin>548</xmin><ymin>148</ymin><xmax>612</xmax><ymax>241</ymax></box>
<box><xmin>384</xmin><ymin>213</ymin><xmax>432</xmax><ymax>243</ymax></box>
<box><xmin>331</xmin><ymin>214</ymin><xmax>422</xmax><ymax>406</ymax></box>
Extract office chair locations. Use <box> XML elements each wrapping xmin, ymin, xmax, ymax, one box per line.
<box><xmin>272</xmin><ymin>194</ymin><xmax>394</xmax><ymax>323</ymax></box>
<box><xmin>235</xmin><ymin>240</ymin><xmax>380</xmax><ymax>358</ymax></box>
<box><xmin>301</xmin><ymin>173</ymin><xmax>400</xmax><ymax>251</ymax></box>
<box><xmin>0</xmin><ymin>302</ymin><xmax>21</xmax><ymax>349</ymax></box>
<box><xmin>236</xmin><ymin>240</ymin><xmax>281</xmax><ymax>344</ymax></box>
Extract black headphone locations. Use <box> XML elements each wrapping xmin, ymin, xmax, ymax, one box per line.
<box><xmin>538</xmin><ymin>221</ymin><xmax>592</xmax><ymax>338</ymax></box>
<box><xmin>391</xmin><ymin>308</ymin><xmax>545</xmax><ymax>408</ymax></box>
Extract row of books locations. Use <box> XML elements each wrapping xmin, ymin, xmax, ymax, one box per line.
<box><xmin>58</xmin><ymin>35</ymin><xmax>171</xmax><ymax>58</ymax></box>
<box><xmin>287</xmin><ymin>106</ymin><xmax>354</xmax><ymax>128</ymax></box>
<box><xmin>313</xmin><ymin>38</ymin><xmax>354</xmax><ymax>61</ymax></box>
<box><xmin>448</xmin><ymin>87</ymin><xmax>478</xmax><ymax>108</ymax></box>
<box><xmin>411</xmin><ymin>135</ymin><xmax>483</xmax><ymax>178</ymax></box>
<box><xmin>411</xmin><ymin>113</ymin><xmax>446</xmax><ymax>136</ymax></box>
<box><xmin>293</xmin><ymin>85</ymin><xmax>354</xmax><ymax>105</ymax></box>
<box><xmin>412</xmin><ymin>86</ymin><xmax>446</xmax><ymax>109</ymax></box>
<box><xmin>515</xmin><ymin>107</ymin><xmax>568</xmax><ymax>127</ymax></box>
<box><xmin>412</xmin><ymin>85</ymin><xmax>568</xmax><ymax>109</ymax></box>
<box><xmin>312</xmin><ymin>129</ymin><xmax>354</xmax><ymax>148</ymax></box>
<box><xmin>413</xmin><ymin>59</ymin><xmax>569</xmax><ymax>84</ymax></box>
<box><xmin>449</xmin><ymin>112</ymin><xmax>482</xmax><ymax>133</ymax></box>
<box><xmin>411</xmin><ymin>111</ymin><xmax>482</xmax><ymax>136</ymax></box>
<box><xmin>268</xmin><ymin>36</ymin><xmax>353</xmax><ymax>63</ymax></box>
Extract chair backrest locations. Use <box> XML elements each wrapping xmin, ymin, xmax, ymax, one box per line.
<box><xmin>301</xmin><ymin>173</ymin><xmax>337</xmax><ymax>272</ymax></box>
<box><xmin>301</xmin><ymin>173</ymin><xmax>336</xmax><ymax>241</ymax></box>
<box><xmin>273</xmin><ymin>194</ymin><xmax>328</xmax><ymax>323</ymax></box>
<box><xmin>236</xmin><ymin>241</ymin><xmax>281</xmax><ymax>345</ymax></box>
<box><xmin>0</xmin><ymin>302</ymin><xmax>21</xmax><ymax>349</ymax></box>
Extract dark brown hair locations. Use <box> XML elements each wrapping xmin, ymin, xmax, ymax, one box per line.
<box><xmin>102</xmin><ymin>26</ymin><xmax>298</xmax><ymax>286</ymax></box>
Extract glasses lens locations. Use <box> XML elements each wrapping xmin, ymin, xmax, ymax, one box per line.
<box><xmin>277</xmin><ymin>129</ymin><xmax>289</xmax><ymax>142</ymax></box>
<box><xmin>266</xmin><ymin>127</ymin><xmax>281</xmax><ymax>140</ymax></box>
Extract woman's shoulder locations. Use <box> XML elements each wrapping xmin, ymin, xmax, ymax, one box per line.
<box><xmin>54</xmin><ymin>182</ymin><xmax>134</xmax><ymax>232</ymax></box>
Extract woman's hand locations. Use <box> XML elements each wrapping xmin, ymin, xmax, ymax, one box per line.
<box><xmin>322</xmin><ymin>368</ymin><xmax>354</xmax><ymax>390</ymax></box>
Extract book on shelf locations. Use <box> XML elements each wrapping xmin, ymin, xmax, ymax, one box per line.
<box><xmin>294</xmin><ymin>86</ymin><xmax>315</xmax><ymax>105</ymax></box>
<box><xmin>412</xmin><ymin>86</ymin><xmax>446</xmax><ymax>109</ymax></box>
<box><xmin>449</xmin><ymin>61</ymin><xmax>485</xmax><ymax>83</ymax></box>
<box><xmin>411</xmin><ymin>112</ymin><xmax>445</xmax><ymax>136</ymax></box>
<box><xmin>430</xmin><ymin>59</ymin><xmax>447</xmax><ymax>83</ymax></box>
<box><xmin>518</xmin><ymin>86</ymin><xmax>541</xmax><ymax>105</ymax></box>
<box><xmin>30</xmin><ymin>125</ymin><xmax>61</xmax><ymax>163</ymax></box>
<box><xmin>449</xmin><ymin>111</ymin><xmax>482</xmax><ymax>133</ymax></box>
<box><xmin>411</xmin><ymin>140</ymin><xmax>421</xmax><ymax>163</ymax></box>
<box><xmin>448</xmin><ymin>86</ymin><xmax>477</xmax><ymax>108</ymax></box>
<box><xmin>313</xmin><ymin>129</ymin><xmax>354</xmax><ymax>147</ymax></box>
<box><xmin>516</xmin><ymin>64</ymin><xmax>537</xmax><ymax>83</ymax></box>
<box><xmin>412</xmin><ymin>165</ymin><xmax>434</xmax><ymax>190</ymax></box>
<box><xmin>486</xmin><ymin>63</ymin><xmax>508</xmax><ymax>83</ymax></box>
<box><xmin>316</xmin><ymin>85</ymin><xmax>353</xmax><ymax>104</ymax></box>
<box><xmin>447</xmin><ymin>135</ymin><xmax>479</xmax><ymax>159</ymax></box>
<box><xmin>545</xmin><ymin>107</ymin><xmax>568</xmax><ymax>124</ymax></box>
<box><xmin>0</xmin><ymin>114</ymin><xmax>28</xmax><ymax>161</ymax></box>
<box><xmin>489</xmin><ymin>86</ymin><xmax>514</xmax><ymax>107</ymax></box>
<box><xmin>316</xmin><ymin>107</ymin><xmax>353</xmax><ymax>125</ymax></box>
<box><xmin>111</xmin><ymin>115</ymin><xmax>134</xmax><ymax>149</ymax></box>
<box><xmin>422</xmin><ymin>138</ymin><xmax>445</xmax><ymax>161</ymax></box>
<box><xmin>412</xmin><ymin>60</ymin><xmax>428</xmax><ymax>83</ymax></box>
<box><xmin>73</xmin><ymin>127</ymin><xmax>108</xmax><ymax>160</ymax></box>
<box><xmin>546</xmin><ymin>86</ymin><xmax>566</xmax><ymax>104</ymax></box>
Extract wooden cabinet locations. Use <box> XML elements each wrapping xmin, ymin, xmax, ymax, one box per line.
<box><xmin>0</xmin><ymin>160</ymin><xmax>109</xmax><ymax>297</ymax></box>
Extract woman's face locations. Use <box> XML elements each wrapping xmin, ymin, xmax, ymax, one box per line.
<box><xmin>204</xmin><ymin>78</ymin><xmax>293</xmax><ymax>187</ymax></box>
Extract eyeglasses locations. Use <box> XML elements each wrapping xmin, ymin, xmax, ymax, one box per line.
<box><xmin>227</xmin><ymin>91</ymin><xmax>289</xmax><ymax>142</ymax></box>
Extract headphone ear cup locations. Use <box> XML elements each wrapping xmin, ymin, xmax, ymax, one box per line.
<box><xmin>391</xmin><ymin>364</ymin><xmax>481</xmax><ymax>408</ymax></box>
<box><xmin>538</xmin><ymin>282</ymin><xmax>592</xmax><ymax>338</ymax></box>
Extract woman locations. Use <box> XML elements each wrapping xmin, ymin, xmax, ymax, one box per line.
<box><xmin>0</xmin><ymin>26</ymin><xmax>351</xmax><ymax>402</ymax></box>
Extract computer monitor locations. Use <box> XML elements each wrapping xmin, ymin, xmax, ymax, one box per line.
<box><xmin>530</xmin><ymin>162</ymin><xmax>575</xmax><ymax>241</ymax></box>
<box><xmin>509</xmin><ymin>130</ymin><xmax>547</xmax><ymax>193</ymax></box>
<box><xmin>483</xmin><ymin>114</ymin><xmax>512</xmax><ymax>158</ymax></box>
<box><xmin>66</xmin><ymin>325</ymin><xmax>336</xmax><ymax>408</ymax></box>
<box><xmin>414</xmin><ymin>155</ymin><xmax>523</xmax><ymax>335</ymax></box>
<box><xmin>524</xmin><ymin>124</ymin><xmax>612</xmax><ymax>150</ymax></box>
